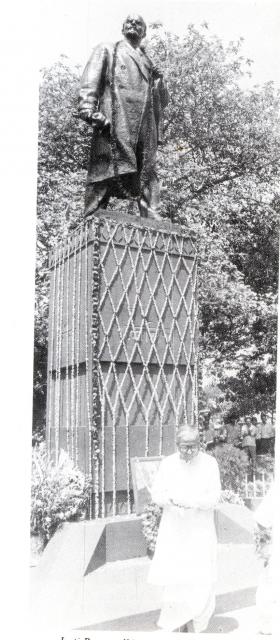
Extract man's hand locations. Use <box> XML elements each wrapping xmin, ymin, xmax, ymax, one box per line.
<box><xmin>169</xmin><ymin>498</ymin><xmax>189</xmax><ymax>509</ymax></box>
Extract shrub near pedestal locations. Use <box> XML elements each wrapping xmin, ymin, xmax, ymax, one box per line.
<box><xmin>210</xmin><ymin>444</ymin><xmax>248</xmax><ymax>493</ymax></box>
<box><xmin>31</xmin><ymin>444</ymin><xmax>92</xmax><ymax>548</ymax></box>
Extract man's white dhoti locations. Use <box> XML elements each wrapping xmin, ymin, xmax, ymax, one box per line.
<box><xmin>148</xmin><ymin>451</ymin><xmax>221</xmax><ymax>632</ymax></box>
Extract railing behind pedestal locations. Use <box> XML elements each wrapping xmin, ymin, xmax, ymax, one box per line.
<box><xmin>244</xmin><ymin>470</ymin><xmax>273</xmax><ymax>499</ymax></box>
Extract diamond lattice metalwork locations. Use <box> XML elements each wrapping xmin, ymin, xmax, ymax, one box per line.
<box><xmin>96</xmin><ymin>215</ymin><xmax>198</xmax><ymax>516</ymax></box>
<box><xmin>47</xmin><ymin>212</ymin><xmax>198</xmax><ymax>518</ymax></box>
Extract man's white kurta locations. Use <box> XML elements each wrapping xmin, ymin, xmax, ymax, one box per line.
<box><xmin>148</xmin><ymin>451</ymin><xmax>221</xmax><ymax>632</ymax></box>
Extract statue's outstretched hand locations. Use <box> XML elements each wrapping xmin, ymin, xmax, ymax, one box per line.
<box><xmin>79</xmin><ymin>110</ymin><xmax>94</xmax><ymax>125</ymax></box>
<box><xmin>79</xmin><ymin>110</ymin><xmax>110</xmax><ymax>131</ymax></box>
<box><xmin>151</xmin><ymin>65</ymin><xmax>164</xmax><ymax>79</ymax></box>
<box><xmin>92</xmin><ymin>112</ymin><xmax>111</xmax><ymax>130</ymax></box>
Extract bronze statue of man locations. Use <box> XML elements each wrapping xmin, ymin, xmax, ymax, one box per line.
<box><xmin>79</xmin><ymin>14</ymin><xmax>168</xmax><ymax>220</ymax></box>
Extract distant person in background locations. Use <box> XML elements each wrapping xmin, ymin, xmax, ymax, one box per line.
<box><xmin>253</xmin><ymin>415</ymin><xmax>262</xmax><ymax>456</ymax></box>
<box><xmin>148</xmin><ymin>424</ymin><xmax>221</xmax><ymax>632</ymax></box>
<box><xmin>229</xmin><ymin>419</ymin><xmax>243</xmax><ymax>447</ymax></box>
<box><xmin>238</xmin><ymin>419</ymin><xmax>246</xmax><ymax>446</ymax></box>
<box><xmin>203</xmin><ymin>415</ymin><xmax>227</xmax><ymax>451</ymax></box>
<box><xmin>202</xmin><ymin>423</ymin><xmax>216</xmax><ymax>451</ymax></box>
<box><xmin>240</xmin><ymin>417</ymin><xmax>257</xmax><ymax>473</ymax></box>
<box><xmin>213</xmin><ymin>421</ymin><xmax>227</xmax><ymax>449</ymax></box>
<box><xmin>259</xmin><ymin>412</ymin><xmax>275</xmax><ymax>456</ymax></box>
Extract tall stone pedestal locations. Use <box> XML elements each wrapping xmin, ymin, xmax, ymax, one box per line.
<box><xmin>47</xmin><ymin>210</ymin><xmax>198</xmax><ymax>517</ymax></box>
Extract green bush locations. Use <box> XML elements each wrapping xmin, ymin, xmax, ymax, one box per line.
<box><xmin>210</xmin><ymin>443</ymin><xmax>248</xmax><ymax>492</ymax></box>
<box><xmin>31</xmin><ymin>444</ymin><xmax>92</xmax><ymax>546</ymax></box>
<box><xmin>254</xmin><ymin>526</ymin><xmax>272</xmax><ymax>566</ymax></box>
<box><xmin>256</xmin><ymin>456</ymin><xmax>275</xmax><ymax>474</ymax></box>
<box><xmin>141</xmin><ymin>503</ymin><xmax>163</xmax><ymax>554</ymax></box>
<box><xmin>220</xmin><ymin>489</ymin><xmax>244</xmax><ymax>505</ymax></box>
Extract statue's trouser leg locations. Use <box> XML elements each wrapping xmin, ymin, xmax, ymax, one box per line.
<box><xmin>138</xmin><ymin>169</ymin><xmax>161</xmax><ymax>220</ymax></box>
<box><xmin>136</xmin><ymin>114</ymin><xmax>161</xmax><ymax>220</ymax></box>
<box><xmin>140</xmin><ymin>168</ymin><xmax>161</xmax><ymax>219</ymax></box>
<box><xmin>84</xmin><ymin>181</ymin><xmax>111</xmax><ymax>216</ymax></box>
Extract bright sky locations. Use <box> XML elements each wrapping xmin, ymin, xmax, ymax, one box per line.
<box><xmin>38</xmin><ymin>0</ymin><xmax>280</xmax><ymax>86</ymax></box>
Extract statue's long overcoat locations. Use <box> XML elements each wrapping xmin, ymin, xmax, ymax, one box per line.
<box><xmin>79</xmin><ymin>39</ymin><xmax>168</xmax><ymax>184</ymax></box>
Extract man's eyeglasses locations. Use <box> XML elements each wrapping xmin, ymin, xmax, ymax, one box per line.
<box><xmin>178</xmin><ymin>444</ymin><xmax>199</xmax><ymax>453</ymax></box>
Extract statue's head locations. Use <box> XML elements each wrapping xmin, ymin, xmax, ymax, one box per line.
<box><xmin>122</xmin><ymin>14</ymin><xmax>147</xmax><ymax>44</ymax></box>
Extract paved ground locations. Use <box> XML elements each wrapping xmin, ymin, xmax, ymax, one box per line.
<box><xmin>80</xmin><ymin>607</ymin><xmax>258</xmax><ymax>635</ymax></box>
<box><xmin>77</xmin><ymin>591</ymin><xmax>257</xmax><ymax>634</ymax></box>
<box><xmin>30</xmin><ymin>543</ymin><xmax>262</xmax><ymax>634</ymax></box>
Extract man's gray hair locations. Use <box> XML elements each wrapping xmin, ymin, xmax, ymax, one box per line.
<box><xmin>176</xmin><ymin>425</ymin><xmax>200</xmax><ymax>442</ymax></box>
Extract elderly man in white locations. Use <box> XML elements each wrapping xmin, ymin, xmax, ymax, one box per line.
<box><xmin>148</xmin><ymin>424</ymin><xmax>221</xmax><ymax>633</ymax></box>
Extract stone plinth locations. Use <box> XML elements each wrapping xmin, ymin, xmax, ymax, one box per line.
<box><xmin>47</xmin><ymin>210</ymin><xmax>198</xmax><ymax>516</ymax></box>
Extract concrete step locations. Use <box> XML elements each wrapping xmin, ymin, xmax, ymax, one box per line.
<box><xmin>30</xmin><ymin>543</ymin><xmax>261</xmax><ymax>631</ymax></box>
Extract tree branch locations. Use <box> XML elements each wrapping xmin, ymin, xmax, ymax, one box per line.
<box><xmin>173</xmin><ymin>154</ymin><xmax>280</xmax><ymax>195</ymax></box>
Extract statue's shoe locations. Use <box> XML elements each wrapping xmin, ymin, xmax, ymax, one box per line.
<box><xmin>148</xmin><ymin>207</ymin><xmax>162</xmax><ymax>221</ymax></box>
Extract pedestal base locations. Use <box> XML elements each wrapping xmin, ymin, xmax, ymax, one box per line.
<box><xmin>47</xmin><ymin>210</ymin><xmax>198</xmax><ymax>516</ymax></box>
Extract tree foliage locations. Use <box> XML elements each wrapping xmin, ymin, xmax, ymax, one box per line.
<box><xmin>34</xmin><ymin>25</ymin><xmax>279</xmax><ymax>433</ymax></box>
<box><xmin>210</xmin><ymin>444</ymin><xmax>249</xmax><ymax>492</ymax></box>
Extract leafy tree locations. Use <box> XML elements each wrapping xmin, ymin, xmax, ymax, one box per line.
<box><xmin>34</xmin><ymin>59</ymin><xmax>88</xmax><ymax>433</ymax></box>
<box><xmin>33</xmin><ymin>25</ymin><xmax>279</xmax><ymax>435</ymax></box>
<box><xmin>147</xmin><ymin>23</ymin><xmax>279</xmax><ymax>424</ymax></box>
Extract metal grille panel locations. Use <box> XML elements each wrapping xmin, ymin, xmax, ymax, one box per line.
<box><xmin>47</xmin><ymin>211</ymin><xmax>198</xmax><ymax>517</ymax></box>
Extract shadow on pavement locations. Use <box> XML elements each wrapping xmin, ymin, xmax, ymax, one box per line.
<box><xmin>204</xmin><ymin>615</ymin><xmax>239</xmax><ymax>633</ymax></box>
<box><xmin>78</xmin><ymin>586</ymin><xmax>256</xmax><ymax>632</ymax></box>
<box><xmin>80</xmin><ymin>608</ymin><xmax>160</xmax><ymax>631</ymax></box>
